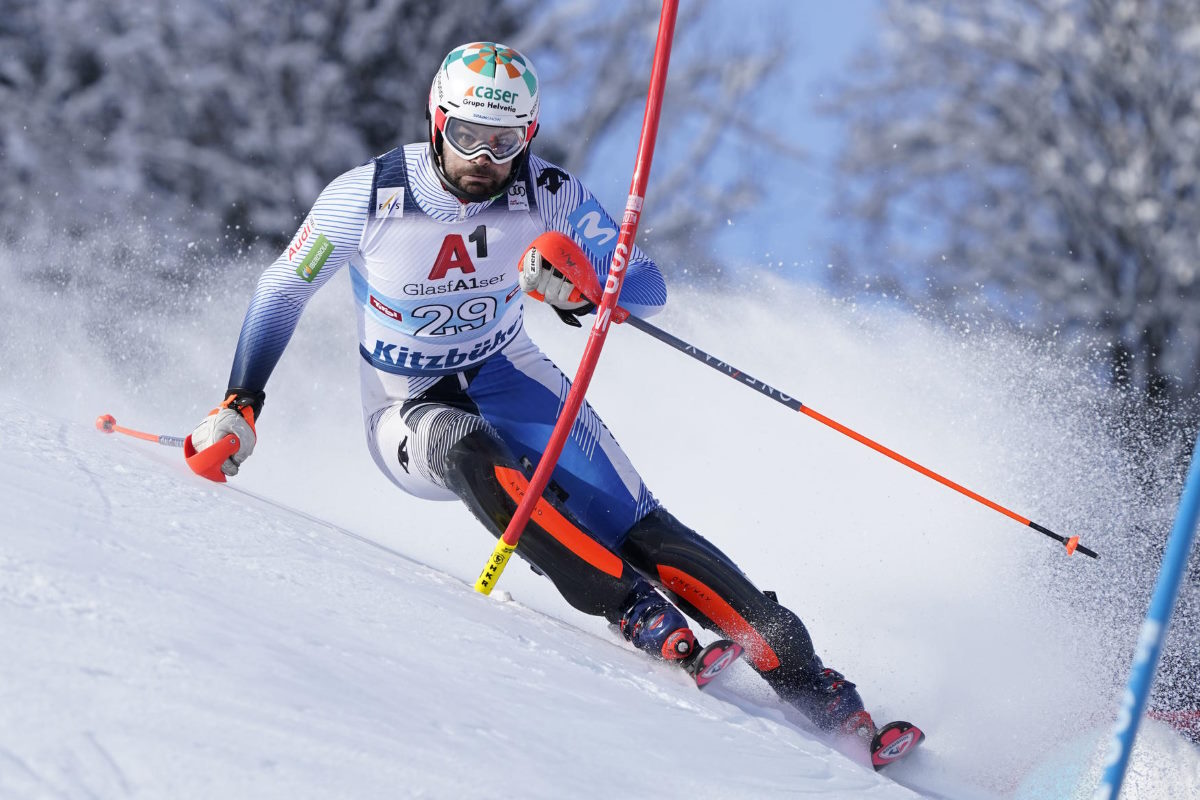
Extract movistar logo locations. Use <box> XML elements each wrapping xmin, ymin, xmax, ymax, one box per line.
<box><xmin>568</xmin><ymin>198</ymin><xmax>619</xmax><ymax>259</ymax></box>
<box><xmin>576</xmin><ymin>212</ymin><xmax>616</xmax><ymax>245</ymax></box>
<box><xmin>466</xmin><ymin>86</ymin><xmax>521</xmax><ymax>104</ymax></box>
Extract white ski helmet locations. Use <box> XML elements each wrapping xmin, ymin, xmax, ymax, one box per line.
<box><xmin>428</xmin><ymin>42</ymin><xmax>540</xmax><ymax>200</ymax></box>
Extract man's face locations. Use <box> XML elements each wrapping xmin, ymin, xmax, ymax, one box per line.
<box><xmin>441</xmin><ymin>147</ymin><xmax>514</xmax><ymax>198</ymax></box>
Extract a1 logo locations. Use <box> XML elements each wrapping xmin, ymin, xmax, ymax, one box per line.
<box><xmin>427</xmin><ymin>227</ymin><xmax>489</xmax><ymax>279</ymax></box>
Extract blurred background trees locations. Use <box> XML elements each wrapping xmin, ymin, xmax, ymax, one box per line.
<box><xmin>820</xmin><ymin>2</ymin><xmax>1200</xmax><ymax>725</ymax></box>
<box><xmin>5</xmin><ymin>0</ymin><xmax>1198</xmax><ymax>423</ymax></box>
<box><xmin>824</xmin><ymin>0</ymin><xmax>1200</xmax><ymax>418</ymax></box>
<box><xmin>0</xmin><ymin>0</ymin><xmax>774</xmax><ymax>272</ymax></box>
<box><xmin>4</xmin><ymin>0</ymin><xmax>1196</xmax><ymax>745</ymax></box>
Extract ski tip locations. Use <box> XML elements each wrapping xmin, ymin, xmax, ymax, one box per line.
<box><xmin>686</xmin><ymin>639</ymin><xmax>743</xmax><ymax>689</ymax></box>
<box><xmin>871</xmin><ymin>720</ymin><xmax>925</xmax><ymax>771</ymax></box>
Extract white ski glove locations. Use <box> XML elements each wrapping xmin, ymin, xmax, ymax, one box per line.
<box><xmin>519</xmin><ymin>247</ymin><xmax>594</xmax><ymax>315</ymax></box>
<box><xmin>188</xmin><ymin>395</ymin><xmax>258</xmax><ymax>476</ymax></box>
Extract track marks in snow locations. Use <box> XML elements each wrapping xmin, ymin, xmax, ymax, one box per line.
<box><xmin>0</xmin><ymin>733</ymin><xmax>133</xmax><ymax>800</ymax></box>
<box><xmin>1</xmin><ymin>405</ymin><xmax>922</xmax><ymax>798</ymax></box>
<box><xmin>0</xmin><ymin>746</ymin><xmax>55</xmax><ymax>800</ymax></box>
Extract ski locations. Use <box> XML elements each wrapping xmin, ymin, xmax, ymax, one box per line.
<box><xmin>870</xmin><ymin>720</ymin><xmax>925</xmax><ymax>771</ymax></box>
<box><xmin>682</xmin><ymin>638</ymin><xmax>743</xmax><ymax>689</ymax></box>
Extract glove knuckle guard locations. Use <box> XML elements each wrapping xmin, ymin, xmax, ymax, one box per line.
<box><xmin>519</xmin><ymin>243</ymin><xmax>590</xmax><ymax>315</ymax></box>
<box><xmin>519</xmin><ymin>247</ymin><xmax>544</xmax><ymax>294</ymax></box>
<box><xmin>190</xmin><ymin>408</ymin><xmax>256</xmax><ymax>475</ymax></box>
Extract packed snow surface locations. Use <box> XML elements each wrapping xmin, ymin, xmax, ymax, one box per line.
<box><xmin>3</xmin><ymin>267</ymin><xmax>1199</xmax><ymax>798</ymax></box>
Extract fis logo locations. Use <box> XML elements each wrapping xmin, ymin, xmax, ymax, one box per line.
<box><xmin>376</xmin><ymin>187</ymin><xmax>405</xmax><ymax>219</ymax></box>
<box><xmin>698</xmin><ymin>649</ymin><xmax>739</xmax><ymax>680</ymax></box>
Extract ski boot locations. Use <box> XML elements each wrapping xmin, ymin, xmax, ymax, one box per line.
<box><xmin>619</xmin><ymin>593</ymin><xmax>743</xmax><ymax>689</ymax></box>
<box><xmin>837</xmin><ymin>706</ymin><xmax>925</xmax><ymax>770</ymax></box>
<box><xmin>619</xmin><ymin>593</ymin><xmax>697</xmax><ymax>661</ymax></box>
<box><xmin>811</xmin><ymin>667</ymin><xmax>869</xmax><ymax>731</ymax></box>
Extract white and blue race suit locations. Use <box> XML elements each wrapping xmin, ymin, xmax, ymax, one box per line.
<box><xmin>224</xmin><ymin>143</ymin><xmax>873</xmax><ymax>732</ymax></box>
<box><xmin>226</xmin><ymin>143</ymin><xmax>666</xmax><ymax>547</ymax></box>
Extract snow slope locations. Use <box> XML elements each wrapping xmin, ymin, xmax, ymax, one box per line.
<box><xmin>3</xmin><ymin>262</ymin><xmax>1199</xmax><ymax>798</ymax></box>
<box><xmin>2</xmin><ymin>402</ymin><xmax>921</xmax><ymax>799</ymax></box>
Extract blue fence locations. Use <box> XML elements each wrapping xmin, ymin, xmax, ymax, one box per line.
<box><xmin>1094</xmin><ymin>429</ymin><xmax>1200</xmax><ymax>799</ymax></box>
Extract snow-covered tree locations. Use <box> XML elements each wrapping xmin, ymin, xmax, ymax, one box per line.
<box><xmin>0</xmin><ymin>0</ymin><xmax>528</xmax><ymax>250</ymax></box>
<box><xmin>825</xmin><ymin>0</ymin><xmax>1200</xmax><ymax>409</ymax></box>
<box><xmin>0</xmin><ymin>0</ymin><xmax>779</xmax><ymax>276</ymax></box>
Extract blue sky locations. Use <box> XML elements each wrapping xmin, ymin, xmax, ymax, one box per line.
<box><xmin>566</xmin><ymin>1</ymin><xmax>881</xmax><ymax>276</ymax></box>
<box><xmin>749</xmin><ymin>2</ymin><xmax>879</xmax><ymax>267</ymax></box>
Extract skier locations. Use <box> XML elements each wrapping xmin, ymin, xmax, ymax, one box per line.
<box><xmin>188</xmin><ymin>41</ymin><xmax>908</xmax><ymax>760</ymax></box>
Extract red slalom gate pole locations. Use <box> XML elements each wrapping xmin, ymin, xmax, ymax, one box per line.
<box><xmin>474</xmin><ymin>0</ymin><xmax>680</xmax><ymax>594</ymax></box>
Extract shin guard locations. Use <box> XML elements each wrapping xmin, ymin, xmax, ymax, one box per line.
<box><xmin>443</xmin><ymin>429</ymin><xmax>645</xmax><ymax>622</ymax></box>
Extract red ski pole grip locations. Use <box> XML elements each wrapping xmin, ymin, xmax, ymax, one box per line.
<box><xmin>183</xmin><ymin>433</ymin><xmax>240</xmax><ymax>483</ymax></box>
<box><xmin>523</xmin><ymin>232</ymin><xmax>630</xmax><ymax>323</ymax></box>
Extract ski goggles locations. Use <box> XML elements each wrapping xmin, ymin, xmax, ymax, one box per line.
<box><xmin>442</xmin><ymin>117</ymin><xmax>527</xmax><ymax>164</ymax></box>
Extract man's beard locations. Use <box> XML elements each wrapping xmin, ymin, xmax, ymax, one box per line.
<box><xmin>446</xmin><ymin>161</ymin><xmax>510</xmax><ymax>197</ymax></box>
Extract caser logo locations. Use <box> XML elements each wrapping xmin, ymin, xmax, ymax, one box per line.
<box><xmin>465</xmin><ymin>86</ymin><xmax>520</xmax><ymax>104</ymax></box>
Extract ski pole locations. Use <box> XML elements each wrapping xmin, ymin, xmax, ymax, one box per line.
<box><xmin>619</xmin><ymin>315</ymin><xmax>1098</xmax><ymax>559</ymax></box>
<box><xmin>473</xmin><ymin>0</ymin><xmax>681</xmax><ymax>594</ymax></box>
<box><xmin>95</xmin><ymin>413</ymin><xmax>239</xmax><ymax>483</ymax></box>
<box><xmin>95</xmin><ymin>414</ymin><xmax>187</xmax><ymax>448</ymax></box>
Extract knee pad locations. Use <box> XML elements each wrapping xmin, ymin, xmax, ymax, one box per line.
<box><xmin>621</xmin><ymin>507</ymin><xmax>819</xmax><ymax>675</ymax></box>
<box><xmin>443</xmin><ymin>428</ymin><xmax>523</xmax><ymax>517</ymax></box>
<box><xmin>367</xmin><ymin>401</ymin><xmax>498</xmax><ymax>499</ymax></box>
<box><xmin>444</xmin><ymin>430</ymin><xmax>644</xmax><ymax>621</ymax></box>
